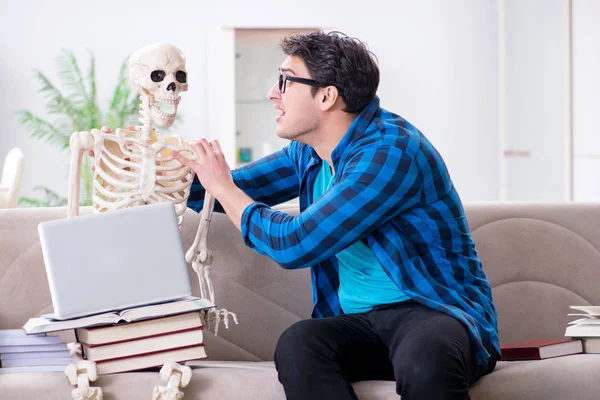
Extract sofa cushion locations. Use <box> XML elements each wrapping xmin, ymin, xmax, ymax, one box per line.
<box><xmin>471</xmin><ymin>355</ymin><xmax>600</xmax><ymax>400</ymax></box>
<box><xmin>2</xmin><ymin>356</ymin><xmax>599</xmax><ymax>400</ymax></box>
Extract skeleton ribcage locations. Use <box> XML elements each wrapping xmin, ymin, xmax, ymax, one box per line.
<box><xmin>90</xmin><ymin>128</ymin><xmax>196</xmax><ymax>226</ymax></box>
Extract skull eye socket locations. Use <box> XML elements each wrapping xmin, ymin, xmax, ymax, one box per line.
<box><xmin>176</xmin><ymin>71</ymin><xmax>187</xmax><ymax>83</ymax></box>
<box><xmin>151</xmin><ymin>70</ymin><xmax>166</xmax><ymax>82</ymax></box>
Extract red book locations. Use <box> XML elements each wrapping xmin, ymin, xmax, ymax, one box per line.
<box><xmin>95</xmin><ymin>344</ymin><xmax>207</xmax><ymax>375</ymax></box>
<box><xmin>82</xmin><ymin>326</ymin><xmax>204</xmax><ymax>362</ymax></box>
<box><xmin>500</xmin><ymin>338</ymin><xmax>583</xmax><ymax>361</ymax></box>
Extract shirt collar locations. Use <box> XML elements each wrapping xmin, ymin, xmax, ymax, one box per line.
<box><xmin>307</xmin><ymin>96</ymin><xmax>381</xmax><ymax>164</ymax></box>
<box><xmin>331</xmin><ymin>96</ymin><xmax>380</xmax><ymax>164</ymax></box>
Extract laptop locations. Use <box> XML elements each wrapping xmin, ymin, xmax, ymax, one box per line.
<box><xmin>38</xmin><ymin>202</ymin><xmax>192</xmax><ymax>320</ymax></box>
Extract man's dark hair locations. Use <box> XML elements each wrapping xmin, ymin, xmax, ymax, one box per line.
<box><xmin>280</xmin><ymin>30</ymin><xmax>380</xmax><ymax>114</ymax></box>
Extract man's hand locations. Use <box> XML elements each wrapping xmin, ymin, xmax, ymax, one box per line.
<box><xmin>173</xmin><ymin>139</ymin><xmax>254</xmax><ymax>231</ymax></box>
<box><xmin>172</xmin><ymin>139</ymin><xmax>235</xmax><ymax>200</ymax></box>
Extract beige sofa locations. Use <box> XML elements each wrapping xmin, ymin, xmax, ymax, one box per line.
<box><xmin>1</xmin><ymin>203</ymin><xmax>600</xmax><ymax>399</ymax></box>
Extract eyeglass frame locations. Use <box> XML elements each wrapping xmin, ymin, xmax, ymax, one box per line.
<box><xmin>278</xmin><ymin>72</ymin><xmax>338</xmax><ymax>94</ymax></box>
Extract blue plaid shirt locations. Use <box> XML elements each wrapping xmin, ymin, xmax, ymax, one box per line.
<box><xmin>188</xmin><ymin>96</ymin><xmax>500</xmax><ymax>364</ymax></box>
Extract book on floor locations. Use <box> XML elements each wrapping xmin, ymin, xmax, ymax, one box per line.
<box><xmin>500</xmin><ymin>338</ymin><xmax>583</xmax><ymax>361</ymax></box>
<box><xmin>83</xmin><ymin>327</ymin><xmax>204</xmax><ymax>362</ymax></box>
<box><xmin>75</xmin><ymin>312</ymin><xmax>202</xmax><ymax>346</ymax></box>
<box><xmin>95</xmin><ymin>345</ymin><xmax>207</xmax><ymax>375</ymax></box>
<box><xmin>23</xmin><ymin>296</ymin><xmax>214</xmax><ymax>334</ymax></box>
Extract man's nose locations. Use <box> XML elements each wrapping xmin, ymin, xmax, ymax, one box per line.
<box><xmin>267</xmin><ymin>82</ymin><xmax>280</xmax><ymax>101</ymax></box>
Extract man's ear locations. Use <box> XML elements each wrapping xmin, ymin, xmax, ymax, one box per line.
<box><xmin>318</xmin><ymin>86</ymin><xmax>340</xmax><ymax>112</ymax></box>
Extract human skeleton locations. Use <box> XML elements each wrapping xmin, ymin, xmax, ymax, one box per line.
<box><xmin>64</xmin><ymin>43</ymin><xmax>237</xmax><ymax>399</ymax></box>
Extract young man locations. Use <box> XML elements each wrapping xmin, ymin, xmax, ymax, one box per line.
<box><xmin>173</xmin><ymin>31</ymin><xmax>500</xmax><ymax>400</ymax></box>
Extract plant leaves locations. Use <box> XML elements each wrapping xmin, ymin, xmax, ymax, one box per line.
<box><xmin>86</xmin><ymin>49</ymin><xmax>100</xmax><ymax>129</ymax></box>
<box><xmin>17</xmin><ymin>186</ymin><xmax>68</xmax><ymax>208</ymax></box>
<box><xmin>17</xmin><ymin>49</ymin><xmax>146</xmax><ymax>207</ymax></box>
<box><xmin>34</xmin><ymin>71</ymin><xmax>78</xmax><ymax>119</ymax></box>
<box><xmin>107</xmin><ymin>58</ymin><xmax>140</xmax><ymax>130</ymax></box>
<box><xmin>16</xmin><ymin>111</ymin><xmax>71</xmax><ymax>150</ymax></box>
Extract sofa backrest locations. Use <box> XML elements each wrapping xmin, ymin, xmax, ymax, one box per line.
<box><xmin>1</xmin><ymin>203</ymin><xmax>599</xmax><ymax>361</ymax></box>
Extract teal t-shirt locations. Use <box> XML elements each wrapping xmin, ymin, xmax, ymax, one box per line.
<box><xmin>313</xmin><ymin>160</ymin><xmax>411</xmax><ymax>314</ymax></box>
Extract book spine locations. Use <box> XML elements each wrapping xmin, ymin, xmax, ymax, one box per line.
<box><xmin>500</xmin><ymin>348</ymin><xmax>541</xmax><ymax>361</ymax></box>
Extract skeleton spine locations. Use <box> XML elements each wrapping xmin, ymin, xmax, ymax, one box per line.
<box><xmin>138</xmin><ymin>95</ymin><xmax>154</xmax><ymax>140</ymax></box>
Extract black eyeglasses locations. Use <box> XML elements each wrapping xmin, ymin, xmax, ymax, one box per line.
<box><xmin>278</xmin><ymin>73</ymin><xmax>334</xmax><ymax>94</ymax></box>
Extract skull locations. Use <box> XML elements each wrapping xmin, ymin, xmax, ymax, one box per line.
<box><xmin>129</xmin><ymin>43</ymin><xmax>188</xmax><ymax>128</ymax></box>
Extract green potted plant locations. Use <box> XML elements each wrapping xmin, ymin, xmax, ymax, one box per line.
<box><xmin>16</xmin><ymin>49</ymin><xmax>141</xmax><ymax>207</ymax></box>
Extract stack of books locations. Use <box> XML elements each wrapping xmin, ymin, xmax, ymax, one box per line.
<box><xmin>0</xmin><ymin>330</ymin><xmax>71</xmax><ymax>374</ymax></box>
<box><xmin>76</xmin><ymin>312</ymin><xmax>205</xmax><ymax>374</ymax></box>
<box><xmin>23</xmin><ymin>296</ymin><xmax>212</xmax><ymax>375</ymax></box>
<box><xmin>565</xmin><ymin>305</ymin><xmax>600</xmax><ymax>353</ymax></box>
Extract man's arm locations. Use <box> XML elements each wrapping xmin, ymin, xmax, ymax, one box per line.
<box><xmin>212</xmin><ymin>186</ymin><xmax>255</xmax><ymax>231</ymax></box>
<box><xmin>239</xmin><ymin>145</ymin><xmax>423</xmax><ymax>269</ymax></box>
<box><xmin>185</xmin><ymin>142</ymin><xmax>300</xmax><ymax>213</ymax></box>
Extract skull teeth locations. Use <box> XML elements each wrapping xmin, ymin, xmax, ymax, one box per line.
<box><xmin>153</xmin><ymin>106</ymin><xmax>176</xmax><ymax>118</ymax></box>
<box><xmin>155</xmin><ymin>97</ymin><xmax>180</xmax><ymax>105</ymax></box>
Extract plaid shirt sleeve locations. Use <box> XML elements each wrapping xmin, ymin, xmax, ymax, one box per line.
<box><xmin>187</xmin><ymin>143</ymin><xmax>300</xmax><ymax>213</ymax></box>
<box><xmin>240</xmin><ymin>144</ymin><xmax>422</xmax><ymax>269</ymax></box>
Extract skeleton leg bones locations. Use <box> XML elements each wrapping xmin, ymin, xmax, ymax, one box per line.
<box><xmin>65</xmin><ymin>343</ymin><xmax>103</xmax><ymax>400</ymax></box>
<box><xmin>152</xmin><ymin>362</ymin><xmax>192</xmax><ymax>400</ymax></box>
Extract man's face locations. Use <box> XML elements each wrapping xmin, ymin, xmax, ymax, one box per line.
<box><xmin>267</xmin><ymin>56</ymin><xmax>321</xmax><ymax>142</ymax></box>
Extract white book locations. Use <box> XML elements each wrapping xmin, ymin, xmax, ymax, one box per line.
<box><xmin>570</xmin><ymin>305</ymin><xmax>600</xmax><ymax>315</ymax></box>
<box><xmin>583</xmin><ymin>338</ymin><xmax>600</xmax><ymax>353</ymax></box>
<box><xmin>567</xmin><ymin>314</ymin><xmax>600</xmax><ymax>318</ymax></box>
<box><xmin>23</xmin><ymin>296</ymin><xmax>214</xmax><ymax>334</ymax></box>
<box><xmin>0</xmin><ymin>365</ymin><xmax>66</xmax><ymax>374</ymax></box>
<box><xmin>568</xmin><ymin>318</ymin><xmax>600</xmax><ymax>325</ymax></box>
<box><xmin>1</xmin><ymin>350</ymin><xmax>71</xmax><ymax>361</ymax></box>
<box><xmin>1</xmin><ymin>357</ymin><xmax>71</xmax><ymax>368</ymax></box>
<box><xmin>565</xmin><ymin>323</ymin><xmax>600</xmax><ymax>338</ymax></box>
<box><xmin>0</xmin><ymin>335</ymin><xmax>61</xmax><ymax>347</ymax></box>
<box><xmin>0</xmin><ymin>343</ymin><xmax>68</xmax><ymax>353</ymax></box>
<box><xmin>0</xmin><ymin>329</ymin><xmax>45</xmax><ymax>338</ymax></box>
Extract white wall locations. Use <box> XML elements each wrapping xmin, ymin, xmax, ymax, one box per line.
<box><xmin>572</xmin><ymin>0</ymin><xmax>600</xmax><ymax>201</ymax></box>
<box><xmin>0</xmin><ymin>0</ymin><xmax>500</xmax><ymax>202</ymax></box>
<box><xmin>235</xmin><ymin>39</ymin><xmax>290</xmax><ymax>165</ymax></box>
<box><xmin>500</xmin><ymin>0</ymin><xmax>571</xmax><ymax>201</ymax></box>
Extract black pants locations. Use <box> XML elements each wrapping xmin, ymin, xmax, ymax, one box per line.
<box><xmin>274</xmin><ymin>301</ymin><xmax>498</xmax><ymax>400</ymax></box>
